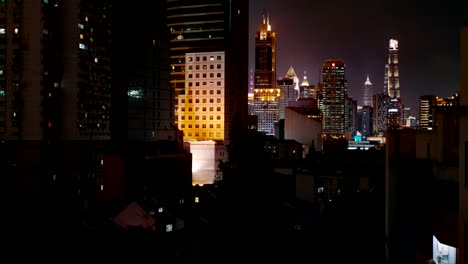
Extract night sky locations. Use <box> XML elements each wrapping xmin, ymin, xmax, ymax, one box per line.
<box><xmin>249</xmin><ymin>0</ymin><xmax>467</xmax><ymax>113</ymax></box>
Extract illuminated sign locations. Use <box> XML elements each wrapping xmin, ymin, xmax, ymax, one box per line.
<box><xmin>389</xmin><ymin>39</ymin><xmax>398</xmax><ymax>50</ymax></box>
<box><xmin>388</xmin><ymin>108</ymin><xmax>398</xmax><ymax>113</ymax></box>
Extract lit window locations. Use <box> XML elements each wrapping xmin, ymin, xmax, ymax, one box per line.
<box><xmin>78</xmin><ymin>23</ymin><xmax>84</xmax><ymax>29</ymax></box>
<box><xmin>165</xmin><ymin>224</ymin><xmax>173</xmax><ymax>232</ymax></box>
<box><xmin>0</xmin><ymin>28</ymin><xmax>5</xmax><ymax>34</ymax></box>
<box><xmin>14</xmin><ymin>28</ymin><xmax>18</xmax><ymax>34</ymax></box>
<box><xmin>80</xmin><ymin>34</ymin><xmax>83</xmax><ymax>39</ymax></box>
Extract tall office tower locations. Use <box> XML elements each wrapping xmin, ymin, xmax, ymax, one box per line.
<box><xmin>346</xmin><ymin>95</ymin><xmax>357</xmax><ymax>138</ymax></box>
<box><xmin>386</xmin><ymin>39</ymin><xmax>402</xmax><ymax>129</ymax></box>
<box><xmin>0</xmin><ymin>1</ymin><xmax>112</xmax><ymax>202</ymax></box>
<box><xmin>322</xmin><ymin>59</ymin><xmax>347</xmax><ymax>138</ymax></box>
<box><xmin>253</xmin><ymin>13</ymin><xmax>279</xmax><ymax>135</ymax></box>
<box><xmin>254</xmin><ymin>12</ymin><xmax>276</xmax><ymax>88</ymax></box>
<box><xmin>277</xmin><ymin>76</ymin><xmax>295</xmax><ymax>120</ymax></box>
<box><xmin>167</xmin><ymin>0</ymin><xmax>249</xmax><ymax>184</ymax></box>
<box><xmin>363</xmin><ymin>74</ymin><xmax>373</xmax><ymax>107</ymax></box>
<box><xmin>361</xmin><ymin>105</ymin><xmax>373</xmax><ymax>137</ymax></box>
<box><xmin>373</xmin><ymin>92</ymin><xmax>389</xmax><ymax>135</ymax></box>
<box><xmin>166</xmin><ymin>0</ymin><xmax>249</xmax><ymax>144</ymax></box>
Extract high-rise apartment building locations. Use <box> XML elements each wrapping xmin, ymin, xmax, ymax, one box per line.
<box><xmin>1</xmin><ymin>1</ymin><xmax>112</xmax><ymax>203</ymax></box>
<box><xmin>0</xmin><ymin>0</ymin><xmax>112</xmax><ymax>141</ymax></box>
<box><xmin>322</xmin><ymin>59</ymin><xmax>347</xmax><ymax>138</ymax></box>
<box><xmin>253</xmin><ymin>13</ymin><xmax>279</xmax><ymax>135</ymax></box>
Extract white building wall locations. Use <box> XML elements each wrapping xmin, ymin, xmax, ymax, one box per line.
<box><xmin>284</xmin><ymin>107</ymin><xmax>322</xmax><ymax>154</ymax></box>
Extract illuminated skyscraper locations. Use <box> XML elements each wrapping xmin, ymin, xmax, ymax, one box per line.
<box><xmin>322</xmin><ymin>59</ymin><xmax>347</xmax><ymax>138</ymax></box>
<box><xmin>386</xmin><ymin>39</ymin><xmax>402</xmax><ymax>129</ymax></box>
<box><xmin>254</xmin><ymin>12</ymin><xmax>276</xmax><ymax>88</ymax></box>
<box><xmin>253</xmin><ymin>12</ymin><xmax>279</xmax><ymax>135</ymax></box>
<box><xmin>363</xmin><ymin>74</ymin><xmax>373</xmax><ymax>107</ymax></box>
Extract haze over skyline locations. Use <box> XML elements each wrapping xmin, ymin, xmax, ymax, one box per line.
<box><xmin>249</xmin><ymin>0</ymin><xmax>467</xmax><ymax>113</ymax></box>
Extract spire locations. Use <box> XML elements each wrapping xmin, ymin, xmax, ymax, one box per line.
<box><xmin>365</xmin><ymin>74</ymin><xmax>372</xmax><ymax>85</ymax></box>
<box><xmin>285</xmin><ymin>66</ymin><xmax>297</xmax><ymax>78</ymax></box>
<box><xmin>262</xmin><ymin>8</ymin><xmax>266</xmax><ymax>24</ymax></box>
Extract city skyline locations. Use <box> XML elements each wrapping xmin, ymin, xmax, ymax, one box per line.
<box><xmin>249</xmin><ymin>0</ymin><xmax>467</xmax><ymax>113</ymax></box>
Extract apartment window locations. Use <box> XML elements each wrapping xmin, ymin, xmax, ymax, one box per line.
<box><xmin>217</xmin><ymin>64</ymin><xmax>221</xmax><ymax>69</ymax></box>
<box><xmin>195</xmin><ymin>57</ymin><xmax>200</xmax><ymax>61</ymax></box>
<box><xmin>210</xmin><ymin>65</ymin><xmax>214</xmax><ymax>69</ymax></box>
<box><xmin>217</xmin><ymin>98</ymin><xmax>221</xmax><ymax>103</ymax></box>
<box><xmin>210</xmin><ymin>73</ymin><xmax>214</xmax><ymax>78</ymax></box>
<box><xmin>216</xmin><ymin>124</ymin><xmax>221</xmax><ymax>128</ymax></box>
<box><xmin>217</xmin><ymin>56</ymin><xmax>221</xmax><ymax>61</ymax></box>
<box><xmin>210</xmin><ymin>90</ymin><xmax>214</xmax><ymax>95</ymax></box>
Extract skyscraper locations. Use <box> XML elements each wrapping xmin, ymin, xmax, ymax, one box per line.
<box><xmin>363</xmin><ymin>74</ymin><xmax>373</xmax><ymax>107</ymax></box>
<box><xmin>254</xmin><ymin>12</ymin><xmax>276</xmax><ymax>88</ymax></box>
<box><xmin>166</xmin><ymin>0</ymin><xmax>249</xmax><ymax>144</ymax></box>
<box><xmin>386</xmin><ymin>39</ymin><xmax>402</xmax><ymax>129</ymax></box>
<box><xmin>322</xmin><ymin>59</ymin><xmax>347</xmax><ymax>138</ymax></box>
<box><xmin>166</xmin><ymin>0</ymin><xmax>249</xmax><ymax>184</ymax></box>
<box><xmin>253</xmin><ymin>12</ymin><xmax>279</xmax><ymax>135</ymax></box>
